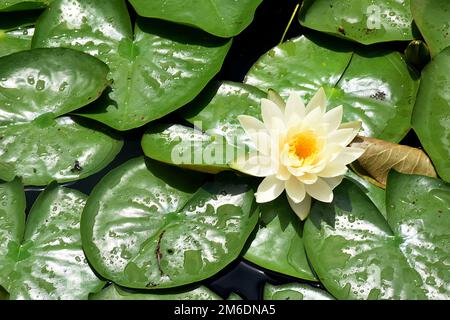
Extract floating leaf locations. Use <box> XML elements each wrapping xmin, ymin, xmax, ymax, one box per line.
<box><xmin>350</xmin><ymin>136</ymin><xmax>436</xmax><ymax>186</ymax></box>
<box><xmin>0</xmin><ymin>48</ymin><xmax>122</xmax><ymax>186</ymax></box>
<box><xmin>0</xmin><ymin>0</ymin><xmax>48</xmax><ymax>11</ymax></box>
<box><xmin>33</xmin><ymin>0</ymin><xmax>231</xmax><ymax>130</ymax></box>
<box><xmin>142</xmin><ymin>123</ymin><xmax>231</xmax><ymax>174</ymax></box>
<box><xmin>81</xmin><ymin>157</ymin><xmax>258</xmax><ymax>289</ymax></box>
<box><xmin>0</xmin><ymin>11</ymin><xmax>37</xmax><ymax>57</ymax></box>
<box><xmin>346</xmin><ymin>170</ymin><xmax>386</xmax><ymax>218</ymax></box>
<box><xmin>304</xmin><ymin>173</ymin><xmax>450</xmax><ymax>299</ymax></box>
<box><xmin>299</xmin><ymin>0</ymin><xmax>415</xmax><ymax>45</ymax></box>
<box><xmin>263</xmin><ymin>283</ymin><xmax>334</xmax><ymax>300</ymax></box>
<box><xmin>90</xmin><ymin>284</ymin><xmax>222</xmax><ymax>300</ymax></box>
<box><xmin>243</xmin><ymin>196</ymin><xmax>316</xmax><ymax>281</ymax></box>
<box><xmin>412</xmin><ymin>47</ymin><xmax>450</xmax><ymax>182</ymax></box>
<box><xmin>0</xmin><ymin>181</ymin><xmax>104</xmax><ymax>300</ymax></box>
<box><xmin>129</xmin><ymin>0</ymin><xmax>264</xmax><ymax>38</ymax></box>
<box><xmin>411</xmin><ymin>0</ymin><xmax>450</xmax><ymax>57</ymax></box>
<box><xmin>142</xmin><ymin>82</ymin><xmax>266</xmax><ymax>172</ymax></box>
<box><xmin>245</xmin><ymin>34</ymin><xmax>419</xmax><ymax>142</ymax></box>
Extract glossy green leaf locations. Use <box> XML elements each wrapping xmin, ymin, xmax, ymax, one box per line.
<box><xmin>0</xmin><ymin>182</ymin><xmax>104</xmax><ymax>300</ymax></box>
<box><xmin>142</xmin><ymin>123</ymin><xmax>231</xmax><ymax>174</ymax></box>
<box><xmin>0</xmin><ymin>48</ymin><xmax>122</xmax><ymax>186</ymax></box>
<box><xmin>411</xmin><ymin>0</ymin><xmax>450</xmax><ymax>57</ymax></box>
<box><xmin>143</xmin><ymin>82</ymin><xmax>266</xmax><ymax>173</ymax></box>
<box><xmin>81</xmin><ymin>157</ymin><xmax>258</xmax><ymax>289</ymax></box>
<box><xmin>263</xmin><ymin>283</ymin><xmax>334</xmax><ymax>300</ymax></box>
<box><xmin>129</xmin><ymin>0</ymin><xmax>263</xmax><ymax>38</ymax></box>
<box><xmin>90</xmin><ymin>284</ymin><xmax>222</xmax><ymax>300</ymax></box>
<box><xmin>245</xmin><ymin>35</ymin><xmax>420</xmax><ymax>142</ymax></box>
<box><xmin>243</xmin><ymin>196</ymin><xmax>316</xmax><ymax>281</ymax></box>
<box><xmin>412</xmin><ymin>47</ymin><xmax>450</xmax><ymax>182</ymax></box>
<box><xmin>299</xmin><ymin>0</ymin><xmax>415</xmax><ymax>45</ymax></box>
<box><xmin>346</xmin><ymin>170</ymin><xmax>386</xmax><ymax>218</ymax></box>
<box><xmin>33</xmin><ymin>0</ymin><xmax>231</xmax><ymax>130</ymax></box>
<box><xmin>0</xmin><ymin>11</ymin><xmax>37</xmax><ymax>57</ymax></box>
<box><xmin>304</xmin><ymin>173</ymin><xmax>450</xmax><ymax>299</ymax></box>
<box><xmin>0</xmin><ymin>0</ymin><xmax>48</xmax><ymax>11</ymax></box>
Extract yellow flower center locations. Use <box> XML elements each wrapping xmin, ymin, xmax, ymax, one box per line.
<box><xmin>288</xmin><ymin>131</ymin><xmax>321</xmax><ymax>163</ymax></box>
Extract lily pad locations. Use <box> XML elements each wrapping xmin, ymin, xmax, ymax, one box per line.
<box><xmin>0</xmin><ymin>48</ymin><xmax>122</xmax><ymax>186</ymax></box>
<box><xmin>33</xmin><ymin>0</ymin><xmax>232</xmax><ymax>130</ymax></box>
<box><xmin>411</xmin><ymin>0</ymin><xmax>450</xmax><ymax>57</ymax></box>
<box><xmin>90</xmin><ymin>284</ymin><xmax>222</xmax><ymax>300</ymax></box>
<box><xmin>299</xmin><ymin>0</ymin><xmax>415</xmax><ymax>45</ymax></box>
<box><xmin>245</xmin><ymin>34</ymin><xmax>419</xmax><ymax>142</ymax></box>
<box><xmin>412</xmin><ymin>47</ymin><xmax>450</xmax><ymax>182</ymax></box>
<box><xmin>81</xmin><ymin>157</ymin><xmax>258</xmax><ymax>289</ymax></box>
<box><xmin>0</xmin><ymin>0</ymin><xmax>48</xmax><ymax>11</ymax></box>
<box><xmin>264</xmin><ymin>283</ymin><xmax>334</xmax><ymax>300</ymax></box>
<box><xmin>129</xmin><ymin>0</ymin><xmax>264</xmax><ymax>38</ymax></box>
<box><xmin>243</xmin><ymin>196</ymin><xmax>316</xmax><ymax>281</ymax></box>
<box><xmin>304</xmin><ymin>172</ymin><xmax>450</xmax><ymax>299</ymax></box>
<box><xmin>0</xmin><ymin>11</ymin><xmax>37</xmax><ymax>57</ymax></box>
<box><xmin>143</xmin><ymin>82</ymin><xmax>266</xmax><ymax>173</ymax></box>
<box><xmin>142</xmin><ymin>123</ymin><xmax>231</xmax><ymax>174</ymax></box>
<box><xmin>0</xmin><ymin>181</ymin><xmax>104</xmax><ymax>300</ymax></box>
<box><xmin>346</xmin><ymin>170</ymin><xmax>386</xmax><ymax>218</ymax></box>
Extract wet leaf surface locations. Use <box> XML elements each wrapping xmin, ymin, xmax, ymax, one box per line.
<box><xmin>33</xmin><ymin>0</ymin><xmax>231</xmax><ymax>130</ymax></box>
<box><xmin>304</xmin><ymin>172</ymin><xmax>450</xmax><ymax>299</ymax></box>
<box><xmin>0</xmin><ymin>180</ymin><xmax>104</xmax><ymax>300</ymax></box>
<box><xmin>81</xmin><ymin>157</ymin><xmax>258</xmax><ymax>289</ymax></box>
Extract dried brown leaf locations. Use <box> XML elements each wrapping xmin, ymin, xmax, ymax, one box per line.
<box><xmin>350</xmin><ymin>136</ymin><xmax>437</xmax><ymax>187</ymax></box>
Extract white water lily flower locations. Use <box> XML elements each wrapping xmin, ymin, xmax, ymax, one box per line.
<box><xmin>235</xmin><ymin>88</ymin><xmax>365</xmax><ymax>220</ymax></box>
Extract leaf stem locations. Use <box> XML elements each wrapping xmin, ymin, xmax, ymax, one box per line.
<box><xmin>280</xmin><ymin>3</ymin><xmax>300</xmax><ymax>44</ymax></box>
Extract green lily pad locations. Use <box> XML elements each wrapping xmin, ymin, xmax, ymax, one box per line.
<box><xmin>129</xmin><ymin>0</ymin><xmax>263</xmax><ymax>38</ymax></box>
<box><xmin>81</xmin><ymin>157</ymin><xmax>258</xmax><ymax>289</ymax></box>
<box><xmin>0</xmin><ymin>181</ymin><xmax>104</xmax><ymax>300</ymax></box>
<box><xmin>0</xmin><ymin>11</ymin><xmax>38</xmax><ymax>57</ymax></box>
<box><xmin>304</xmin><ymin>172</ymin><xmax>450</xmax><ymax>299</ymax></box>
<box><xmin>0</xmin><ymin>48</ymin><xmax>122</xmax><ymax>186</ymax></box>
<box><xmin>245</xmin><ymin>35</ymin><xmax>419</xmax><ymax>142</ymax></box>
<box><xmin>143</xmin><ymin>82</ymin><xmax>266</xmax><ymax>173</ymax></box>
<box><xmin>142</xmin><ymin>123</ymin><xmax>231</xmax><ymax>174</ymax></box>
<box><xmin>346</xmin><ymin>170</ymin><xmax>386</xmax><ymax>218</ymax></box>
<box><xmin>90</xmin><ymin>284</ymin><xmax>222</xmax><ymax>300</ymax></box>
<box><xmin>412</xmin><ymin>47</ymin><xmax>450</xmax><ymax>182</ymax></box>
<box><xmin>299</xmin><ymin>0</ymin><xmax>415</xmax><ymax>45</ymax></box>
<box><xmin>0</xmin><ymin>0</ymin><xmax>48</xmax><ymax>11</ymax></box>
<box><xmin>243</xmin><ymin>196</ymin><xmax>316</xmax><ymax>281</ymax></box>
<box><xmin>33</xmin><ymin>0</ymin><xmax>231</xmax><ymax>130</ymax></box>
<box><xmin>411</xmin><ymin>0</ymin><xmax>450</xmax><ymax>57</ymax></box>
<box><xmin>264</xmin><ymin>283</ymin><xmax>334</xmax><ymax>300</ymax></box>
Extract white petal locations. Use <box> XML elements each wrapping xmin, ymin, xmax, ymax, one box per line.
<box><xmin>261</xmin><ymin>98</ymin><xmax>285</xmax><ymax>131</ymax></box>
<box><xmin>232</xmin><ymin>154</ymin><xmax>276</xmax><ymax>177</ymax></box>
<box><xmin>285</xmin><ymin>176</ymin><xmax>306</xmax><ymax>203</ymax></box>
<box><xmin>287</xmin><ymin>194</ymin><xmax>312</xmax><ymax>220</ymax></box>
<box><xmin>302</xmin><ymin>107</ymin><xmax>323</xmax><ymax>129</ymax></box>
<box><xmin>339</xmin><ymin>120</ymin><xmax>362</xmax><ymax>131</ymax></box>
<box><xmin>285</xmin><ymin>92</ymin><xmax>305</xmax><ymax>124</ymax></box>
<box><xmin>318</xmin><ymin>163</ymin><xmax>348</xmax><ymax>178</ymax></box>
<box><xmin>248</xmin><ymin>131</ymin><xmax>271</xmax><ymax>155</ymax></box>
<box><xmin>306</xmin><ymin>87</ymin><xmax>327</xmax><ymax>113</ymax></box>
<box><xmin>305</xmin><ymin>178</ymin><xmax>334</xmax><ymax>202</ymax></box>
<box><xmin>333</xmin><ymin>147</ymin><xmax>366</xmax><ymax>165</ymax></box>
<box><xmin>323</xmin><ymin>176</ymin><xmax>344</xmax><ymax>190</ymax></box>
<box><xmin>238</xmin><ymin>115</ymin><xmax>267</xmax><ymax>134</ymax></box>
<box><xmin>276</xmin><ymin>165</ymin><xmax>291</xmax><ymax>181</ymax></box>
<box><xmin>328</xmin><ymin>128</ymin><xmax>359</xmax><ymax>146</ymax></box>
<box><xmin>256</xmin><ymin>175</ymin><xmax>285</xmax><ymax>203</ymax></box>
<box><xmin>323</xmin><ymin>105</ymin><xmax>343</xmax><ymax>133</ymax></box>
<box><xmin>297</xmin><ymin>172</ymin><xmax>318</xmax><ymax>184</ymax></box>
